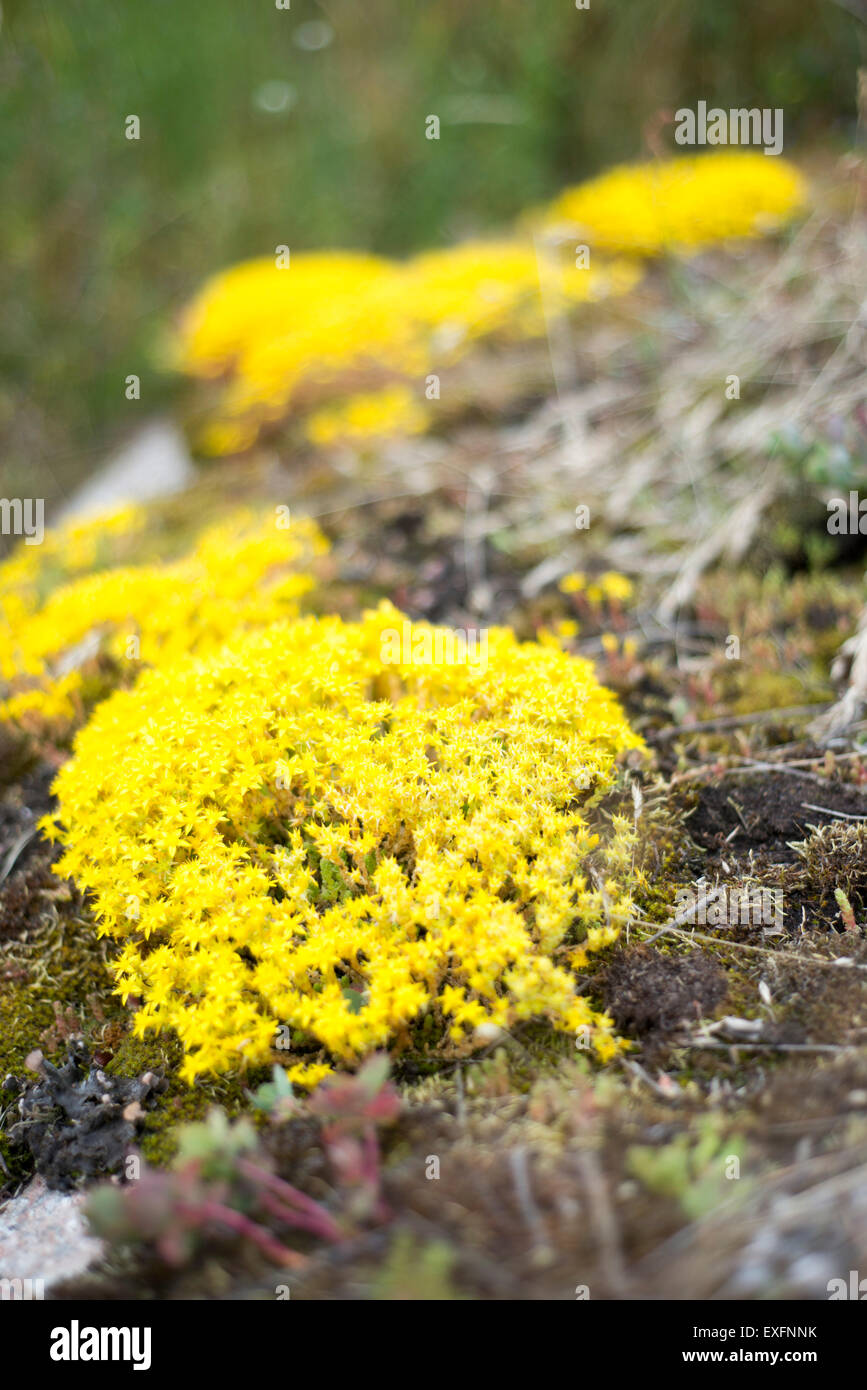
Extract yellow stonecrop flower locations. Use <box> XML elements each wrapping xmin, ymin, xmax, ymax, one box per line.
<box><xmin>174</xmin><ymin>154</ymin><xmax>806</xmax><ymax>453</ymax></box>
<box><xmin>599</xmin><ymin>571</ymin><xmax>634</xmax><ymax>603</ymax></box>
<box><xmin>177</xmin><ymin>251</ymin><xmax>396</xmax><ymax>378</ymax></box>
<box><xmin>559</xmin><ymin>572</ymin><xmax>587</xmax><ymax>595</ymax></box>
<box><xmin>48</xmin><ymin>602</ymin><xmax>643</xmax><ymax>1084</ymax></box>
<box><xmin>306</xmin><ymin>385</ymin><xmax>430</xmax><ymax>447</ymax></box>
<box><xmin>538</xmin><ymin>152</ymin><xmax>807</xmax><ymax>254</ymax></box>
<box><xmin>0</xmin><ymin>504</ymin><xmax>148</xmax><ymax>611</ymax></box>
<box><xmin>560</xmin><ymin>570</ymin><xmax>634</xmax><ymax>606</ymax></box>
<box><xmin>397</xmin><ymin>240</ymin><xmax>636</xmax><ymax>342</ymax></box>
<box><xmin>175</xmin><ymin>242</ymin><xmax>640</xmax><ymax>454</ymax></box>
<box><xmin>0</xmin><ymin>509</ymin><xmax>327</xmax><ymax>728</ymax></box>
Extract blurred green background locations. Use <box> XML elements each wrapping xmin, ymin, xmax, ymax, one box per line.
<box><xmin>0</xmin><ymin>0</ymin><xmax>862</xmax><ymax>502</ymax></box>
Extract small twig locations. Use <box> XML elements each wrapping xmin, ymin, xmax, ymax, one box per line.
<box><xmin>685</xmin><ymin>1040</ymin><xmax>856</xmax><ymax>1055</ymax></box>
<box><xmin>802</xmin><ymin>802</ymin><xmax>867</xmax><ymax>821</ymax></box>
<box><xmin>640</xmin><ymin>888</ymin><xmax>724</xmax><ymax>946</ymax></box>
<box><xmin>621</xmin><ymin>1057</ymin><xmax>682</xmax><ymax>1102</ymax></box>
<box><xmin>654</xmin><ymin>705</ymin><xmax>826</xmax><ymax>740</ymax></box>
<box><xmin>759</xmin><ymin>750</ymin><xmax>867</xmax><ymax>769</ymax></box>
<box><xmin>670</xmin><ymin>751</ymin><xmax>867</xmax><ymax>788</ymax></box>
<box><xmin>634</xmin><ymin>920</ymin><xmax>867</xmax><ymax>970</ymax></box>
<box><xmin>454</xmin><ymin>1064</ymin><xmax>467</xmax><ymax>1128</ymax></box>
<box><xmin>509</xmin><ymin>1147</ymin><xmax>546</xmax><ymax>1246</ymax></box>
<box><xmin>576</xmin><ymin>1149</ymin><xmax>629</xmax><ymax>1296</ymax></box>
<box><xmin>724</xmin><ymin>760</ymin><xmax>840</xmax><ymax>787</ymax></box>
<box><xmin>590</xmin><ymin>864</ymin><xmax>612</xmax><ymax>929</ymax></box>
<box><xmin>725</xmin><ymin>796</ymin><xmax>750</xmax><ymax>831</ymax></box>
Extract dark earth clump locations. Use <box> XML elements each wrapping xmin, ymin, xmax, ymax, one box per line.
<box><xmin>687</xmin><ymin>774</ymin><xmax>867</xmax><ymax>864</ymax></box>
<box><xmin>2</xmin><ymin>1042</ymin><xmax>167</xmax><ymax>1190</ymax></box>
<box><xmin>603</xmin><ymin>946</ymin><xmax>728</xmax><ymax>1046</ymax></box>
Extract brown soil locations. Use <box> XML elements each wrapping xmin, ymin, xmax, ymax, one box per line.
<box><xmin>603</xmin><ymin>946</ymin><xmax>728</xmax><ymax>1047</ymax></box>
<box><xmin>687</xmin><ymin>774</ymin><xmax>867</xmax><ymax>864</ymax></box>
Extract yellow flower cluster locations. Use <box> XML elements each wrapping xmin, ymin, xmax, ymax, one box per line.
<box><xmin>0</xmin><ymin>503</ymin><xmax>148</xmax><ymax>602</ymax></box>
<box><xmin>306</xmin><ymin>385</ymin><xmax>430</xmax><ymax>448</ymax></box>
<box><xmin>559</xmin><ymin>571</ymin><xmax>634</xmax><ymax>604</ymax></box>
<box><xmin>46</xmin><ymin>603</ymin><xmax>643</xmax><ymax>1084</ymax></box>
<box><xmin>538</xmin><ymin>152</ymin><xmax>807</xmax><ymax>254</ymax></box>
<box><xmin>0</xmin><ymin>509</ymin><xmax>326</xmax><ymax>729</ymax></box>
<box><xmin>175</xmin><ymin>153</ymin><xmax>806</xmax><ymax>454</ymax></box>
<box><xmin>176</xmin><ymin>241</ymin><xmax>640</xmax><ymax>455</ymax></box>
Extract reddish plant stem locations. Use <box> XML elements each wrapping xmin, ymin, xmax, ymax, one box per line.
<box><xmin>236</xmin><ymin>1158</ymin><xmax>344</xmax><ymax>1240</ymax></box>
<box><xmin>256</xmin><ymin>1189</ymin><xmax>344</xmax><ymax>1243</ymax></box>
<box><xmin>186</xmin><ymin>1199</ymin><xmax>307</xmax><ymax>1268</ymax></box>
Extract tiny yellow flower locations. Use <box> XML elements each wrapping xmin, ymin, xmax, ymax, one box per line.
<box><xmin>559</xmin><ymin>572</ymin><xmax>586</xmax><ymax>595</ymax></box>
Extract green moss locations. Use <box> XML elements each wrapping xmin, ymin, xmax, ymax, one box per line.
<box><xmin>0</xmin><ymin>981</ymin><xmax>56</xmax><ymax>1075</ymax></box>
<box><xmin>105</xmin><ymin>1028</ymin><xmax>274</xmax><ymax>1165</ymax></box>
<box><xmin>0</xmin><ymin>982</ymin><xmax>57</xmax><ymax>1182</ymax></box>
<box><xmin>0</xmin><ymin>905</ymin><xmax>119</xmax><ymax>1085</ymax></box>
